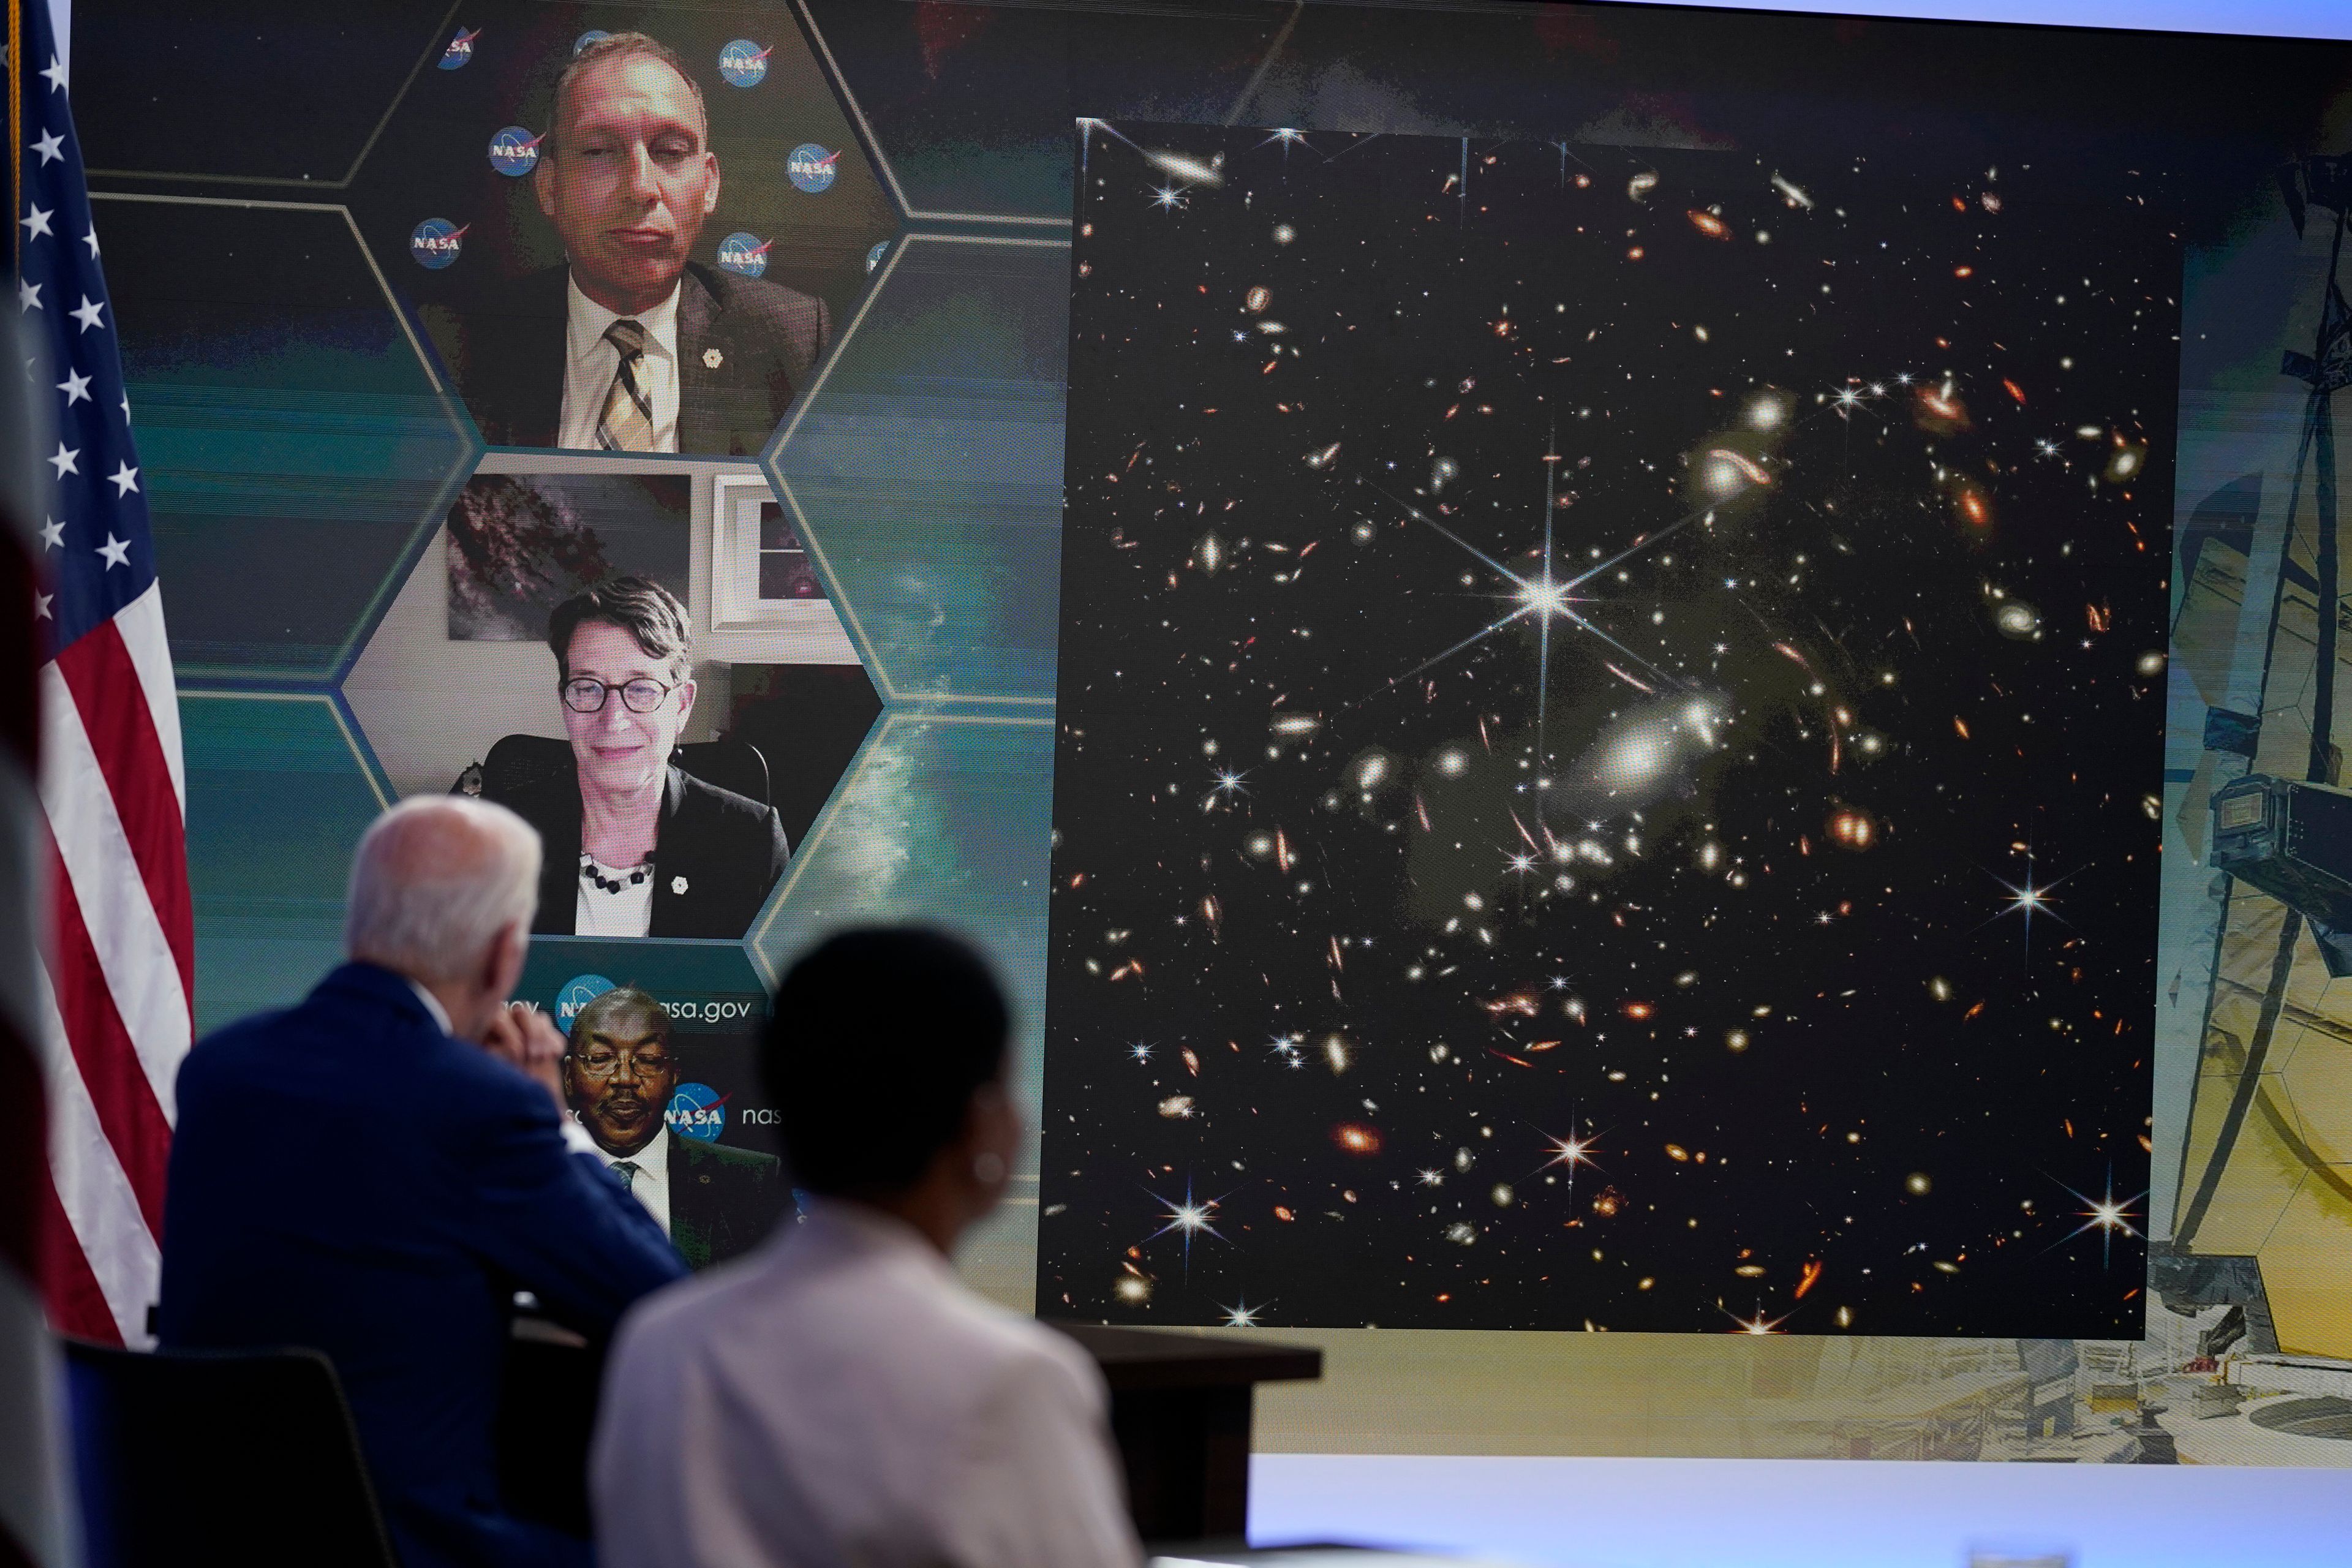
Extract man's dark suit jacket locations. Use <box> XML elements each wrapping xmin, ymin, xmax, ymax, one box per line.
<box><xmin>159</xmin><ymin>963</ymin><xmax>687</xmax><ymax>1568</ymax></box>
<box><xmin>666</xmin><ymin>1137</ymin><xmax>789</xmax><ymax>1268</ymax></box>
<box><xmin>486</xmin><ymin>761</ymin><xmax>788</xmax><ymax>940</ymax></box>
<box><xmin>433</xmin><ymin>260</ymin><xmax>829</xmax><ymax>454</ymax></box>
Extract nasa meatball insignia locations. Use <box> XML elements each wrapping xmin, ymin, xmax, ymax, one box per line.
<box><xmin>409</xmin><ymin>218</ymin><xmax>469</xmax><ymax>270</ymax></box>
<box><xmin>787</xmin><ymin>143</ymin><xmax>840</xmax><ymax>194</ymax></box>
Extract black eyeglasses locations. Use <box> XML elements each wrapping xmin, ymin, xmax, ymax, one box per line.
<box><xmin>560</xmin><ymin>676</ymin><xmax>678</xmax><ymax>715</ymax></box>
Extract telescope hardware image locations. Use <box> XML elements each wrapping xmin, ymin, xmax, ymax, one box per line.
<box><xmin>1039</xmin><ymin>123</ymin><xmax>2172</xmax><ymax>1337</ymax></box>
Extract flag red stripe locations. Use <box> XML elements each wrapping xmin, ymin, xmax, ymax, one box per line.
<box><xmin>34</xmin><ymin>1147</ymin><xmax>119</xmax><ymax>1347</ymax></box>
<box><xmin>0</xmin><ymin>1011</ymin><xmax>48</xmax><ymax>1284</ymax></box>
<box><xmin>56</xmin><ymin>620</ymin><xmax>193</xmax><ymax>1008</ymax></box>
<box><xmin>45</xmin><ymin>839</ymin><xmax>170</xmax><ymax>1237</ymax></box>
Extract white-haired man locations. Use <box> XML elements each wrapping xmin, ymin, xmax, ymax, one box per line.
<box><xmin>160</xmin><ymin>795</ymin><xmax>685</xmax><ymax>1568</ymax></box>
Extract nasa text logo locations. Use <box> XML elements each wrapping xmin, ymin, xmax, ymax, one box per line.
<box><xmin>409</xmin><ymin>218</ymin><xmax>469</xmax><ymax>270</ymax></box>
<box><xmin>716</xmin><ymin>232</ymin><xmax>772</xmax><ymax>278</ymax></box>
<box><xmin>718</xmin><ymin>40</ymin><xmax>771</xmax><ymax>88</ymax></box>
<box><xmin>555</xmin><ymin>973</ymin><xmax>616</xmax><ymax>1034</ymax></box>
<box><xmin>666</xmin><ymin>1082</ymin><xmax>728</xmax><ymax>1143</ymax></box>
<box><xmin>438</xmin><ymin>27</ymin><xmax>480</xmax><ymax>70</ymax></box>
<box><xmin>487</xmin><ymin>126</ymin><xmax>544</xmax><ymax>178</ymax></box>
<box><xmin>786</xmin><ymin>143</ymin><xmax>840</xmax><ymax>195</ymax></box>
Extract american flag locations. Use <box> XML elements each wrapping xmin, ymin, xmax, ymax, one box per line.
<box><xmin>14</xmin><ymin>0</ymin><xmax>191</xmax><ymax>1381</ymax></box>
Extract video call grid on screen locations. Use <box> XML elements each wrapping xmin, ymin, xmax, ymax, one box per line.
<box><xmin>1038</xmin><ymin>122</ymin><xmax>2169</xmax><ymax>1338</ymax></box>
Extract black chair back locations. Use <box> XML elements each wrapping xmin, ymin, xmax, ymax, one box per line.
<box><xmin>64</xmin><ymin>1339</ymin><xmax>400</xmax><ymax>1568</ymax></box>
<box><xmin>469</xmin><ymin>733</ymin><xmax>773</xmax><ymax>809</ymax></box>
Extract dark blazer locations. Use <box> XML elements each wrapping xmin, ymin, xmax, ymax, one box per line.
<box><xmin>486</xmin><ymin>761</ymin><xmax>788</xmax><ymax>940</ymax></box>
<box><xmin>668</xmin><ymin>1137</ymin><xmax>790</xmax><ymax>1268</ymax></box>
<box><xmin>159</xmin><ymin>963</ymin><xmax>687</xmax><ymax>1568</ymax></box>
<box><xmin>432</xmin><ymin>260</ymin><xmax>829</xmax><ymax>454</ymax></box>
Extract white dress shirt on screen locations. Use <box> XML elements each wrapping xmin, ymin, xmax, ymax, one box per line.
<box><xmin>556</xmin><ymin>274</ymin><xmax>682</xmax><ymax>452</ymax></box>
<box><xmin>592</xmin><ymin>1197</ymin><xmax>1144</xmax><ymax>1568</ymax></box>
<box><xmin>599</xmin><ymin>1125</ymin><xmax>673</xmax><ymax>1236</ymax></box>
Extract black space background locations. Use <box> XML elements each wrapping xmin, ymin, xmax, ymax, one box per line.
<box><xmin>1039</xmin><ymin>122</ymin><xmax>2171</xmax><ymax>1336</ymax></box>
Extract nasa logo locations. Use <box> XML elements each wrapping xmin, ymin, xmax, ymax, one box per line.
<box><xmin>486</xmin><ymin>126</ymin><xmax>544</xmax><ymax>178</ymax></box>
<box><xmin>665</xmin><ymin>1082</ymin><xmax>729</xmax><ymax>1143</ymax></box>
<box><xmin>409</xmin><ymin>217</ymin><xmax>469</xmax><ymax>270</ymax></box>
<box><xmin>573</xmin><ymin>29</ymin><xmax>611</xmax><ymax>54</ymax></box>
<box><xmin>717</xmin><ymin>39</ymin><xmax>771</xmax><ymax>88</ymax></box>
<box><xmin>715</xmin><ymin>232</ymin><xmax>772</xmax><ymax>278</ymax></box>
<box><xmin>554</xmin><ymin>973</ymin><xmax>617</xmax><ymax>1035</ymax></box>
<box><xmin>438</xmin><ymin>26</ymin><xmax>480</xmax><ymax>70</ymax></box>
<box><xmin>865</xmin><ymin>240</ymin><xmax>889</xmax><ymax>275</ymax></box>
<box><xmin>786</xmin><ymin>143</ymin><xmax>840</xmax><ymax>195</ymax></box>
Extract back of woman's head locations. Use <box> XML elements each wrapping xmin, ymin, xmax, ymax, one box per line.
<box><xmin>762</xmin><ymin>927</ymin><xmax>1010</xmax><ymax>1197</ymax></box>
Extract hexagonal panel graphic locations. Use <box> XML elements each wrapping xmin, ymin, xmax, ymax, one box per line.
<box><xmin>342</xmin><ymin>450</ymin><xmax>881</xmax><ymax>946</ymax></box>
<box><xmin>77</xmin><ymin>2</ymin><xmax>453</xmax><ymax>186</ymax></box>
<box><xmin>745</xmin><ymin>710</ymin><xmax>1054</xmax><ymax>1308</ymax></box>
<box><xmin>2252</xmin><ymin>1170</ymin><xmax>2352</xmax><ymax>1355</ymax></box>
<box><xmin>184</xmin><ymin>692</ymin><xmax>390</xmax><ymax>1036</ymax></box>
<box><xmin>800</xmin><ymin>0</ymin><xmax>1292</xmax><ymax>224</ymax></box>
<box><xmin>342</xmin><ymin>2</ymin><xmax>900</xmax><ymax>457</ymax></box>
<box><xmin>771</xmin><ymin>235</ymin><xmax>1066</xmax><ymax>701</ymax></box>
<box><xmin>104</xmin><ymin>196</ymin><xmax>475</xmax><ymax>680</ymax></box>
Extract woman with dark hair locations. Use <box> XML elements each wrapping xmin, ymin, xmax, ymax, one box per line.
<box><xmin>484</xmin><ymin>576</ymin><xmax>786</xmax><ymax>938</ymax></box>
<box><xmin>592</xmin><ymin>929</ymin><xmax>1142</xmax><ymax>1568</ymax></box>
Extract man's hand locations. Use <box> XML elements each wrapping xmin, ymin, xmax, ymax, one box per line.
<box><xmin>483</xmin><ymin>1002</ymin><xmax>569</xmax><ymax>1117</ymax></box>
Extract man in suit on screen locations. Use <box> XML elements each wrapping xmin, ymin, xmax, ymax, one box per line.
<box><xmin>443</xmin><ymin>31</ymin><xmax>828</xmax><ymax>454</ymax></box>
<box><xmin>564</xmin><ymin>984</ymin><xmax>788</xmax><ymax>1267</ymax></box>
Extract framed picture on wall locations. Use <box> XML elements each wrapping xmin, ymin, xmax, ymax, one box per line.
<box><xmin>710</xmin><ymin>472</ymin><xmax>844</xmax><ymax>641</ymax></box>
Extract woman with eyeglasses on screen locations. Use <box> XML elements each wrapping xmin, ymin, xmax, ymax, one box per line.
<box><xmin>483</xmin><ymin>576</ymin><xmax>788</xmax><ymax>939</ymax></box>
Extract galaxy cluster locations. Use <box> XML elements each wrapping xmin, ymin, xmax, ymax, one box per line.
<box><xmin>1041</xmin><ymin>123</ymin><xmax>2171</xmax><ymax>1336</ymax></box>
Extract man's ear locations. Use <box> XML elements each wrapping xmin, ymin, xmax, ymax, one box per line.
<box><xmin>485</xmin><ymin>919</ymin><xmax>529</xmax><ymax>1005</ymax></box>
<box><xmin>532</xmin><ymin>154</ymin><xmax>557</xmax><ymax>221</ymax></box>
<box><xmin>701</xmin><ymin>150</ymin><xmax>721</xmax><ymax>218</ymax></box>
<box><xmin>674</xmin><ymin>676</ymin><xmax>697</xmax><ymax>728</ymax></box>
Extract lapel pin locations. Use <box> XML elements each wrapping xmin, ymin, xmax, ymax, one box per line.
<box><xmin>703</xmin><ymin>347</ymin><xmax>723</xmax><ymax>370</ymax></box>
<box><xmin>672</xmin><ymin>875</ymin><xmax>690</xmax><ymax>895</ymax></box>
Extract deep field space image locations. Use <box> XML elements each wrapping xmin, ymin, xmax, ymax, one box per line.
<box><xmin>1041</xmin><ymin>124</ymin><xmax>2169</xmax><ymax>1337</ymax></box>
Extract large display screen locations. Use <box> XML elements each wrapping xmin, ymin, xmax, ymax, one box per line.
<box><xmin>81</xmin><ymin>0</ymin><xmax>2352</xmax><ymax>1466</ymax></box>
<box><xmin>1041</xmin><ymin>123</ymin><xmax>2168</xmax><ymax>1340</ymax></box>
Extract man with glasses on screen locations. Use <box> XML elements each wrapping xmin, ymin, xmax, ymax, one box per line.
<box><xmin>562</xmin><ymin>985</ymin><xmax>786</xmax><ymax>1267</ymax></box>
<box><xmin>448</xmin><ymin>31</ymin><xmax>829</xmax><ymax>453</ymax></box>
<box><xmin>481</xmin><ymin>576</ymin><xmax>788</xmax><ymax>938</ymax></box>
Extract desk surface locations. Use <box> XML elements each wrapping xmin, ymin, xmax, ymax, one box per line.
<box><xmin>1046</xmin><ymin>1322</ymin><xmax>1324</xmax><ymax>1393</ymax></box>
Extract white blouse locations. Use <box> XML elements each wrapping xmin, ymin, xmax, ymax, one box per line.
<box><xmin>576</xmin><ymin>853</ymin><xmax>655</xmax><ymax>938</ymax></box>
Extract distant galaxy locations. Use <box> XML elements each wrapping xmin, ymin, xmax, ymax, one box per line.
<box><xmin>1041</xmin><ymin>124</ymin><xmax>2166</xmax><ymax>1336</ymax></box>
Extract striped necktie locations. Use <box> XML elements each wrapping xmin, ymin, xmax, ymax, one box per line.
<box><xmin>596</xmin><ymin>318</ymin><xmax>657</xmax><ymax>451</ymax></box>
<box><xmin>610</xmin><ymin>1159</ymin><xmax>641</xmax><ymax>1193</ymax></box>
